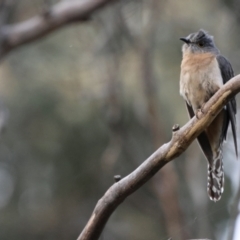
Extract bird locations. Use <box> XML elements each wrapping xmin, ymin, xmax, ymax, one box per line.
<box><xmin>179</xmin><ymin>29</ymin><xmax>238</xmax><ymax>202</ymax></box>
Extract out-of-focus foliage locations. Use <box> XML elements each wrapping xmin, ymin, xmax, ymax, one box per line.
<box><xmin>0</xmin><ymin>0</ymin><xmax>240</xmax><ymax>240</ymax></box>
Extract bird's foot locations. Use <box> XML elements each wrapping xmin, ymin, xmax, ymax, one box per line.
<box><xmin>195</xmin><ymin>109</ymin><xmax>202</xmax><ymax>119</ymax></box>
<box><xmin>195</xmin><ymin>103</ymin><xmax>205</xmax><ymax>119</ymax></box>
<box><xmin>200</xmin><ymin>103</ymin><xmax>206</xmax><ymax>114</ymax></box>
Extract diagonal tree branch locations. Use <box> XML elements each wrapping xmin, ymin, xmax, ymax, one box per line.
<box><xmin>77</xmin><ymin>74</ymin><xmax>240</xmax><ymax>240</ymax></box>
<box><xmin>0</xmin><ymin>0</ymin><xmax>116</xmax><ymax>58</ymax></box>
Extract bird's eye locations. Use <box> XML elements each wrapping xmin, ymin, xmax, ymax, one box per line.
<box><xmin>198</xmin><ymin>41</ymin><xmax>204</xmax><ymax>47</ymax></box>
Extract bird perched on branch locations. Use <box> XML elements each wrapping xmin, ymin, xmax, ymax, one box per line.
<box><xmin>179</xmin><ymin>29</ymin><xmax>238</xmax><ymax>202</ymax></box>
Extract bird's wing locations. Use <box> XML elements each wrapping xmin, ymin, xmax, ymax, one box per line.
<box><xmin>185</xmin><ymin>102</ymin><xmax>213</xmax><ymax>164</ymax></box>
<box><xmin>216</xmin><ymin>54</ymin><xmax>238</xmax><ymax>157</ymax></box>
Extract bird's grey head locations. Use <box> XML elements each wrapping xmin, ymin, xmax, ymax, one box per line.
<box><xmin>180</xmin><ymin>29</ymin><xmax>219</xmax><ymax>55</ymax></box>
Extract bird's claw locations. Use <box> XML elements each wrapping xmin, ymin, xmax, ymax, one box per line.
<box><xmin>195</xmin><ymin>109</ymin><xmax>202</xmax><ymax>119</ymax></box>
<box><xmin>195</xmin><ymin>103</ymin><xmax>206</xmax><ymax>119</ymax></box>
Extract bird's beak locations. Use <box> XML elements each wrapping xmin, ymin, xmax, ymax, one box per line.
<box><xmin>180</xmin><ymin>37</ymin><xmax>191</xmax><ymax>44</ymax></box>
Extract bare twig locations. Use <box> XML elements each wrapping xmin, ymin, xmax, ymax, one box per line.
<box><xmin>0</xmin><ymin>0</ymin><xmax>116</xmax><ymax>58</ymax></box>
<box><xmin>77</xmin><ymin>74</ymin><xmax>240</xmax><ymax>240</ymax></box>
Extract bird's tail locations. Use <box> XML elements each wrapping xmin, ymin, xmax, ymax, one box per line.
<box><xmin>207</xmin><ymin>152</ymin><xmax>224</xmax><ymax>202</ymax></box>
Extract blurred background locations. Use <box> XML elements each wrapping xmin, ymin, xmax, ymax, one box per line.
<box><xmin>0</xmin><ymin>0</ymin><xmax>240</xmax><ymax>239</ymax></box>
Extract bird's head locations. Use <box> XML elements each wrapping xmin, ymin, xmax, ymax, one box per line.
<box><xmin>180</xmin><ymin>29</ymin><xmax>219</xmax><ymax>55</ymax></box>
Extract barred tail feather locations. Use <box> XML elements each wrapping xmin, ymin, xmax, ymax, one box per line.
<box><xmin>207</xmin><ymin>156</ymin><xmax>224</xmax><ymax>202</ymax></box>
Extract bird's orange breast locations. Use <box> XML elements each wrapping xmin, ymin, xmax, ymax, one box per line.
<box><xmin>181</xmin><ymin>52</ymin><xmax>215</xmax><ymax>73</ymax></box>
<box><xmin>180</xmin><ymin>52</ymin><xmax>223</xmax><ymax>111</ymax></box>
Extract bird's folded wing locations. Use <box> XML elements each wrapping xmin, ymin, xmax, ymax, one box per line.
<box><xmin>185</xmin><ymin>102</ymin><xmax>213</xmax><ymax>165</ymax></box>
<box><xmin>217</xmin><ymin>55</ymin><xmax>238</xmax><ymax>157</ymax></box>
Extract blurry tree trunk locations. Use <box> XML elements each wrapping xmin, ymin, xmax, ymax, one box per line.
<box><xmin>139</xmin><ymin>1</ymin><xmax>188</xmax><ymax>239</ymax></box>
<box><xmin>140</xmin><ymin>43</ymin><xmax>188</xmax><ymax>240</ymax></box>
<box><xmin>98</xmin><ymin>4</ymin><xmax>125</xmax><ymax>172</ymax></box>
<box><xmin>101</xmin><ymin>54</ymin><xmax>123</xmax><ymax>171</ymax></box>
